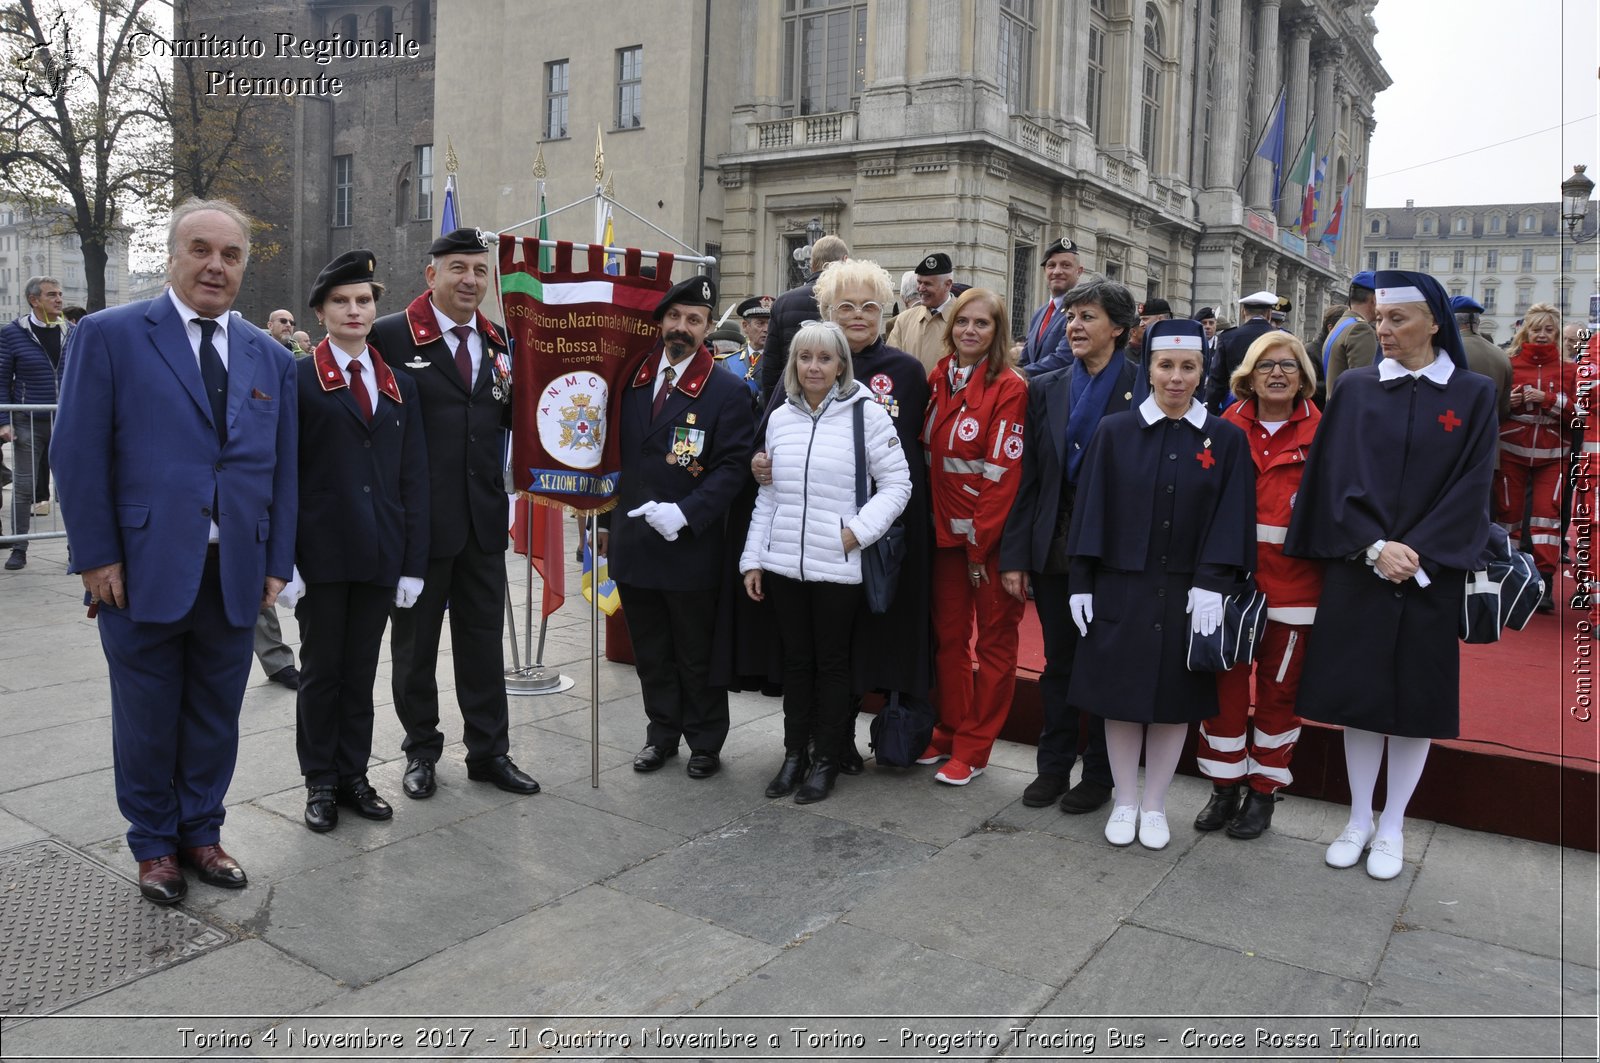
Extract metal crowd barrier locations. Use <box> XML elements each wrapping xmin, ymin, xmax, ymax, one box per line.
<box><xmin>0</xmin><ymin>403</ymin><xmax>64</xmax><ymax>547</ymax></box>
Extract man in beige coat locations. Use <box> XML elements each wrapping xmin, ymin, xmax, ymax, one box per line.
<box><xmin>888</xmin><ymin>252</ymin><xmax>956</xmax><ymax>374</ymax></box>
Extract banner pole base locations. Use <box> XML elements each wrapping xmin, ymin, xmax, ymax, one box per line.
<box><xmin>505</xmin><ymin>667</ymin><xmax>574</xmax><ymax>696</ymax></box>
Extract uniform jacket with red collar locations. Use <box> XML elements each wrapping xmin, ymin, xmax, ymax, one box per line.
<box><xmin>369</xmin><ymin>292</ymin><xmax>510</xmax><ymax>558</ymax></box>
<box><xmin>1223</xmin><ymin>396</ymin><xmax>1323</xmax><ymax>621</ymax></box>
<box><xmin>609</xmin><ymin>342</ymin><xmax>756</xmax><ymax>591</ymax></box>
<box><xmin>922</xmin><ymin>354</ymin><xmax>1029</xmax><ymax>563</ymax></box>
<box><xmin>1501</xmin><ymin>342</ymin><xmax>1577</xmax><ymax>465</ymax></box>
<box><xmin>294</xmin><ymin>338</ymin><xmax>429</xmax><ymax>586</ymax></box>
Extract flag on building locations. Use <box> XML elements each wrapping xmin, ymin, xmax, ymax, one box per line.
<box><xmin>439</xmin><ymin>173</ymin><xmax>458</xmax><ymax>235</ymax></box>
<box><xmin>1299</xmin><ymin>153</ymin><xmax>1327</xmax><ymax>234</ymax></box>
<box><xmin>1286</xmin><ymin>129</ymin><xmax>1315</xmax><ymax>194</ymax></box>
<box><xmin>1321</xmin><ymin>173</ymin><xmax>1355</xmax><ymax>251</ymax></box>
<box><xmin>581</xmin><ymin>534</ymin><xmax>620</xmax><ymax>616</ymax></box>
<box><xmin>1254</xmin><ymin>89</ymin><xmax>1287</xmax><ymax>202</ymax></box>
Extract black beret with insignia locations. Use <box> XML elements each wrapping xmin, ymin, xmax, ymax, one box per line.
<box><xmin>308</xmin><ymin>248</ymin><xmax>377</xmax><ymax>308</ymax></box>
<box><xmin>915</xmin><ymin>252</ymin><xmax>953</xmax><ymax>276</ymax></box>
<box><xmin>1039</xmin><ymin>237</ymin><xmax>1078</xmax><ymax>265</ymax></box>
<box><xmin>428</xmin><ymin>227</ymin><xmax>493</xmax><ymax>256</ymax></box>
<box><xmin>653</xmin><ymin>274</ymin><xmax>719</xmax><ymax>321</ymax></box>
<box><xmin>736</xmin><ymin>295</ymin><xmax>774</xmax><ymax>319</ymax></box>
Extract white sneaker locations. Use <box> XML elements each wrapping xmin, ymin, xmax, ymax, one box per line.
<box><xmin>1138</xmin><ymin>810</ymin><xmax>1170</xmax><ymax>850</ymax></box>
<box><xmin>1366</xmin><ymin>836</ymin><xmax>1404</xmax><ymax>880</ymax></box>
<box><xmin>1325</xmin><ymin>822</ymin><xmax>1374</xmax><ymax>868</ymax></box>
<box><xmin>1104</xmin><ymin>804</ymin><xmax>1139</xmax><ymax>846</ymax></box>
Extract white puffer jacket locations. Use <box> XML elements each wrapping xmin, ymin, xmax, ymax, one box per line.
<box><xmin>740</xmin><ymin>383</ymin><xmax>912</xmax><ymax>584</ymax></box>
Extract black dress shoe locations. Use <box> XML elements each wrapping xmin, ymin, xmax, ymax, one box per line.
<box><xmin>632</xmin><ymin>744</ymin><xmax>678</xmax><ymax>772</ymax></box>
<box><xmin>837</xmin><ymin>740</ymin><xmax>865</xmax><ymax>775</ymax></box>
<box><xmin>304</xmin><ymin>785</ymin><xmax>338</xmax><ymax>832</ymax></box>
<box><xmin>402</xmin><ymin>757</ymin><xmax>436</xmax><ymax>799</ymax></box>
<box><xmin>764</xmin><ymin>749</ymin><xmax>810</xmax><ymax>798</ymax></box>
<box><xmin>336</xmin><ymin>776</ymin><xmax>393</xmax><ymax>820</ymax></box>
<box><xmin>1059</xmin><ymin>778</ymin><xmax>1113</xmax><ymax>814</ymax></box>
<box><xmin>467</xmin><ymin>754</ymin><xmax>541</xmax><ymax>794</ymax></box>
<box><xmin>1022</xmin><ymin>772</ymin><xmax>1070</xmax><ymax>808</ymax></box>
<box><xmin>1193</xmin><ymin>783</ymin><xmax>1242</xmax><ymax>832</ymax></box>
<box><xmin>1225</xmin><ymin>789</ymin><xmax>1279</xmax><ymax>839</ymax></box>
<box><xmin>4</xmin><ymin>549</ymin><xmax>25</xmax><ymax>570</ymax></box>
<box><xmin>686</xmin><ymin>750</ymin><xmax>721</xmax><ymax>779</ymax></box>
<box><xmin>137</xmin><ymin>855</ymin><xmax>187</xmax><ymax>905</ymax></box>
<box><xmin>267</xmin><ymin>665</ymin><xmax>300</xmax><ymax>690</ymax></box>
<box><xmin>794</xmin><ymin>756</ymin><xmax>838</xmax><ymax>804</ymax></box>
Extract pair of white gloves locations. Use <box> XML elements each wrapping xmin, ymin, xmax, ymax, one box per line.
<box><xmin>1069</xmin><ymin>587</ymin><xmax>1224</xmax><ymax>638</ymax></box>
<box><xmin>626</xmin><ymin>501</ymin><xmax>688</xmax><ymax>541</ymax></box>
<box><xmin>276</xmin><ymin>569</ymin><xmax>425</xmax><ymax>610</ymax></box>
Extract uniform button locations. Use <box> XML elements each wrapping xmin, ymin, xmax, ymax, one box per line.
<box><xmin>467</xmin><ymin>401</ymin><xmax>474</xmax><ymax>409</ymax></box>
<box><xmin>1162</xmin><ymin>520</ymin><xmax>1170</xmax><ymax>529</ymax></box>
<box><xmin>214</xmin><ymin>463</ymin><xmax>223</xmax><ymax>471</ymax></box>
<box><xmin>363</xmin><ymin>440</ymin><xmax>372</xmax><ymax>448</ymax></box>
<box><xmin>1168</xmin><ymin>453</ymin><xmax>1177</xmax><ymax>460</ymax></box>
<box><xmin>363</xmin><ymin>485</ymin><xmax>371</xmax><ymax>493</ymax></box>
<box><xmin>200</xmin><ymin>506</ymin><xmax>211</xmax><ymax>517</ymax></box>
<box><xmin>1157</xmin><ymin>588</ymin><xmax>1166</xmax><ymax>597</ymax></box>
<box><xmin>1166</xmin><ymin>485</ymin><xmax>1175</xmax><ymax>493</ymax></box>
<box><xmin>469</xmin><ymin>434</ymin><xmax>476</xmax><ymax>442</ymax></box>
<box><xmin>1394</xmin><ymin>590</ymin><xmax>1403</xmax><ymax>598</ymax></box>
<box><xmin>1160</xmin><ymin>555</ymin><xmax>1168</xmax><ymax>566</ymax></box>
<box><xmin>1153</xmin><ymin>623</ymin><xmax>1163</xmax><ymax>631</ymax></box>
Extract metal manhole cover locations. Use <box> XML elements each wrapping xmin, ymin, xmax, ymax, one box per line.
<box><xmin>0</xmin><ymin>840</ymin><xmax>231</xmax><ymax>1016</ymax></box>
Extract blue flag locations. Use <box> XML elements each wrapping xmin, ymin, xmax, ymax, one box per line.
<box><xmin>1254</xmin><ymin>91</ymin><xmax>1286</xmax><ymax>204</ymax></box>
<box><xmin>440</xmin><ymin>174</ymin><xmax>458</xmax><ymax>235</ymax></box>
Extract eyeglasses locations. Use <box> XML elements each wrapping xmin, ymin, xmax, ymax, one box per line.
<box><xmin>1254</xmin><ymin>359</ymin><xmax>1301</xmax><ymax>375</ymax></box>
<box><xmin>831</xmin><ymin>301</ymin><xmax>883</xmax><ymax>317</ymax></box>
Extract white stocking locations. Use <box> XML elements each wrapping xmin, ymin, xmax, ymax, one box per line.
<box><xmin>1138</xmin><ymin>722</ymin><xmax>1190</xmax><ymax>816</ymax></box>
<box><xmin>1104</xmin><ymin>719</ymin><xmax>1145</xmax><ymax>808</ymax></box>
<box><xmin>1377</xmin><ymin>735</ymin><xmax>1431</xmax><ymax>842</ymax></box>
<box><xmin>1342</xmin><ymin>727</ymin><xmax>1385</xmax><ymax>831</ymax></box>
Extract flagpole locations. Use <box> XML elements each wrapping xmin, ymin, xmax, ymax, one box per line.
<box><xmin>590</xmin><ymin>515</ymin><xmax>601</xmax><ymax>788</ymax></box>
<box><xmin>1237</xmin><ymin>85</ymin><xmax>1287</xmax><ymax>194</ymax></box>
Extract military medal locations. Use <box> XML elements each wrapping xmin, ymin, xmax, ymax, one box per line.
<box><xmin>671</xmin><ymin>426</ymin><xmax>706</xmax><ymax>469</ymax></box>
<box><xmin>405</xmin><ymin>357</ymin><xmax>430</xmax><ymax>368</ymax></box>
<box><xmin>491</xmin><ymin>381</ymin><xmax>505</xmax><ymax>401</ymax></box>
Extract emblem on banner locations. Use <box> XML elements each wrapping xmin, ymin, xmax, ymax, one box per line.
<box><xmin>536</xmin><ymin>373</ymin><xmax>608</xmax><ymax>470</ymax></box>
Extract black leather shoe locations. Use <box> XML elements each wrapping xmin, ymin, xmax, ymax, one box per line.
<box><xmin>837</xmin><ymin>741</ymin><xmax>865</xmax><ymax>775</ymax></box>
<box><xmin>1059</xmin><ymin>778</ymin><xmax>1113</xmax><ymax>814</ymax></box>
<box><xmin>764</xmin><ymin>749</ymin><xmax>810</xmax><ymax>798</ymax></box>
<box><xmin>632</xmin><ymin>744</ymin><xmax>678</xmax><ymax>772</ymax></box>
<box><xmin>1022</xmin><ymin>773</ymin><xmax>1070</xmax><ymax>808</ymax></box>
<box><xmin>4</xmin><ymin>550</ymin><xmax>25</xmax><ymax>570</ymax></box>
<box><xmin>794</xmin><ymin>756</ymin><xmax>838</xmax><ymax>804</ymax></box>
<box><xmin>336</xmin><ymin>776</ymin><xmax>393</xmax><ymax>820</ymax></box>
<box><xmin>267</xmin><ymin>665</ymin><xmax>300</xmax><ymax>690</ymax></box>
<box><xmin>1193</xmin><ymin>783</ymin><xmax>1242</xmax><ymax>832</ymax></box>
<box><xmin>304</xmin><ymin>785</ymin><xmax>338</xmax><ymax>832</ymax></box>
<box><xmin>467</xmin><ymin>754</ymin><xmax>541</xmax><ymax>794</ymax></box>
<box><xmin>137</xmin><ymin>855</ymin><xmax>186</xmax><ymax>905</ymax></box>
<box><xmin>402</xmin><ymin>757</ymin><xmax>436</xmax><ymax>799</ymax></box>
<box><xmin>1226</xmin><ymin>789</ymin><xmax>1279</xmax><ymax>839</ymax></box>
<box><xmin>686</xmin><ymin>750</ymin><xmax>721</xmax><ymax>779</ymax></box>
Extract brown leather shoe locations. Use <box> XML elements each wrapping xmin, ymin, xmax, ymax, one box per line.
<box><xmin>137</xmin><ymin>855</ymin><xmax>187</xmax><ymax>905</ymax></box>
<box><xmin>178</xmin><ymin>844</ymin><xmax>248</xmax><ymax>889</ymax></box>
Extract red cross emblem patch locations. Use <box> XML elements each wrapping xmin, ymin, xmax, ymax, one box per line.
<box><xmin>1196</xmin><ymin>448</ymin><xmax>1215</xmax><ymax>469</ymax></box>
<box><xmin>1438</xmin><ymin>409</ymin><xmax>1461</xmax><ymax>433</ymax></box>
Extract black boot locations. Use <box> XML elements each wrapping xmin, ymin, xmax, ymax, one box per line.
<box><xmin>838</xmin><ymin>702</ymin><xmax>865</xmax><ymax>774</ymax></box>
<box><xmin>1537</xmin><ymin>572</ymin><xmax>1556</xmax><ymax>614</ymax></box>
<box><xmin>1193</xmin><ymin>784</ymin><xmax>1242</xmax><ymax>832</ymax></box>
<box><xmin>764</xmin><ymin>748</ymin><xmax>810</xmax><ymax>798</ymax></box>
<box><xmin>794</xmin><ymin>756</ymin><xmax>838</xmax><ymax>804</ymax></box>
<box><xmin>1226</xmin><ymin>789</ymin><xmax>1279</xmax><ymax>839</ymax></box>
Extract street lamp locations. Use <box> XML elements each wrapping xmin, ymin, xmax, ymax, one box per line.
<box><xmin>1561</xmin><ymin>165</ymin><xmax>1595</xmax><ymax>244</ymax></box>
<box><xmin>791</xmin><ymin>216</ymin><xmax>825</xmax><ymax>272</ymax></box>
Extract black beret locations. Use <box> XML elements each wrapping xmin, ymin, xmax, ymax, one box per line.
<box><xmin>1039</xmin><ymin>237</ymin><xmax>1079</xmax><ymax>265</ymax></box>
<box><xmin>1194</xmin><ymin>307</ymin><xmax>1216</xmax><ymax>320</ymax></box>
<box><xmin>736</xmin><ymin>295</ymin><xmax>774</xmax><ymax>319</ymax></box>
<box><xmin>1140</xmin><ymin>297</ymin><xmax>1173</xmax><ymax>317</ymax></box>
<box><xmin>653</xmin><ymin>274</ymin><xmax>718</xmax><ymax>321</ymax></box>
<box><xmin>308</xmin><ymin>249</ymin><xmax>377</xmax><ymax>308</ymax></box>
<box><xmin>428</xmin><ymin>227</ymin><xmax>493</xmax><ymax>256</ymax></box>
<box><xmin>915</xmin><ymin>252</ymin><xmax>953</xmax><ymax>276</ymax></box>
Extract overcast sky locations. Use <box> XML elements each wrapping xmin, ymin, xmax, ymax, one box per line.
<box><xmin>1366</xmin><ymin>0</ymin><xmax>1598</xmax><ymax>208</ymax></box>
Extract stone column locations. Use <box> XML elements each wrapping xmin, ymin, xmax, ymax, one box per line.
<box><xmin>1245</xmin><ymin>0</ymin><xmax>1281</xmax><ymax>211</ymax></box>
<box><xmin>1310</xmin><ymin>43</ymin><xmax>1339</xmax><ymax>238</ymax></box>
<box><xmin>1198</xmin><ymin>0</ymin><xmax>1244</xmax><ymax>223</ymax></box>
<box><xmin>1278</xmin><ymin>17</ymin><xmax>1312</xmax><ymax>226</ymax></box>
<box><xmin>926</xmin><ymin>0</ymin><xmax>961</xmax><ymax>79</ymax></box>
<box><xmin>858</xmin><ymin>0</ymin><xmax>910</xmax><ymax>139</ymax></box>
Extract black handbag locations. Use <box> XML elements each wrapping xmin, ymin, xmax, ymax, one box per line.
<box><xmin>869</xmin><ymin>691</ymin><xmax>937</xmax><ymax>768</ymax></box>
<box><xmin>853</xmin><ymin>400</ymin><xmax>906</xmax><ymax>614</ymax></box>
<box><xmin>1185</xmin><ymin>576</ymin><xmax>1268</xmax><ymax>672</ymax></box>
<box><xmin>1461</xmin><ymin>524</ymin><xmax>1543</xmax><ymax>643</ymax></box>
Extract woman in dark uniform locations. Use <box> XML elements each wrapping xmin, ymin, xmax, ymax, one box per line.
<box><xmin>280</xmin><ymin>250</ymin><xmax>430</xmax><ymax>832</ymax></box>
<box><xmin>1285</xmin><ymin>270</ymin><xmax>1496</xmax><ymax>880</ymax></box>
<box><xmin>1065</xmin><ymin>318</ymin><xmax>1256</xmax><ymax>850</ymax></box>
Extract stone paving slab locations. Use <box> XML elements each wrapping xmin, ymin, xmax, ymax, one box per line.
<box><xmin>797</xmin><ymin>759</ymin><xmax>1034</xmax><ymax>847</ymax></box>
<box><xmin>610</xmin><ymin>805</ymin><xmax>936</xmax><ymax>946</ymax></box>
<box><xmin>0</xmin><ymin>765</ymin><xmax>123</xmax><ymax>848</ymax></box>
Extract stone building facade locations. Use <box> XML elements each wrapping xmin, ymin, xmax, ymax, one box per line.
<box><xmin>0</xmin><ymin>205</ymin><xmax>130</xmax><ymax>319</ymax></box>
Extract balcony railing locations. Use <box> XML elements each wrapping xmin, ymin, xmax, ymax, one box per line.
<box><xmin>1009</xmin><ymin>116</ymin><xmax>1065</xmax><ymax>161</ymax></box>
<box><xmin>749</xmin><ymin>111</ymin><xmax>858</xmax><ymax>152</ymax></box>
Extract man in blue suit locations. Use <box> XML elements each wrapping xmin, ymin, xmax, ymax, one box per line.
<box><xmin>1019</xmin><ymin>237</ymin><xmax>1086</xmax><ymax>375</ymax></box>
<box><xmin>52</xmin><ymin>199</ymin><xmax>298</xmax><ymax>905</ymax></box>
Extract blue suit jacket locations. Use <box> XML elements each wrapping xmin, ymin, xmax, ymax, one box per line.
<box><xmin>1019</xmin><ymin>298</ymin><xmax>1069</xmax><ymax>371</ymax></box>
<box><xmin>51</xmin><ymin>295</ymin><xmax>298</xmax><ymax>627</ymax></box>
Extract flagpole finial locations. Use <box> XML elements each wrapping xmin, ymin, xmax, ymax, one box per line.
<box><xmin>445</xmin><ymin>137</ymin><xmax>459</xmax><ymax>175</ymax></box>
<box><xmin>533</xmin><ymin>146</ymin><xmax>547</xmax><ymax>180</ymax></box>
<box><xmin>594</xmin><ymin>125</ymin><xmax>605</xmax><ymax>184</ymax></box>
<box><xmin>604</xmin><ymin>174</ymin><xmax>615</xmax><ymax>199</ymax></box>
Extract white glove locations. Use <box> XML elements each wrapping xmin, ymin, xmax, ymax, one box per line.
<box><xmin>1187</xmin><ymin>587</ymin><xmax>1224</xmax><ymax>637</ymax></box>
<box><xmin>641</xmin><ymin>501</ymin><xmax>688</xmax><ymax>541</ymax></box>
<box><xmin>277</xmin><ymin>567</ymin><xmax>306</xmax><ymax>609</ymax></box>
<box><xmin>394</xmin><ymin>576</ymin><xmax>424</xmax><ymax>609</ymax></box>
<box><xmin>1069</xmin><ymin>593</ymin><xmax>1094</xmax><ymax>638</ymax></box>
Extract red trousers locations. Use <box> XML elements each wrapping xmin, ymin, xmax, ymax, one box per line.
<box><xmin>1495</xmin><ymin>460</ymin><xmax>1563</xmax><ymax>574</ymax></box>
<box><xmin>929</xmin><ymin>548</ymin><xmax>1023</xmax><ymax>768</ymax></box>
<box><xmin>1198</xmin><ymin>620</ymin><xmax>1308</xmax><ymax>794</ymax></box>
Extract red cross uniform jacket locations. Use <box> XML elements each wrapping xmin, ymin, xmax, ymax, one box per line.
<box><xmin>922</xmin><ymin>354</ymin><xmax>1029</xmax><ymax>563</ymax></box>
<box><xmin>1501</xmin><ymin>342</ymin><xmax>1577</xmax><ymax>466</ymax></box>
<box><xmin>1222</xmin><ymin>397</ymin><xmax>1323</xmax><ymax>622</ymax></box>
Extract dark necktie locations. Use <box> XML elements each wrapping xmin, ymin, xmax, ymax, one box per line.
<box><xmin>195</xmin><ymin>319</ymin><xmax>227</xmax><ymax>445</ymax></box>
<box><xmin>1036</xmin><ymin>301</ymin><xmax>1055</xmax><ymax>345</ymax></box>
<box><xmin>451</xmin><ymin>325</ymin><xmax>474</xmax><ymax>389</ymax></box>
<box><xmin>348</xmin><ymin>359</ymin><xmax>373</xmax><ymax>423</ymax></box>
<box><xmin>651</xmin><ymin>365</ymin><xmax>676</xmax><ymax>421</ymax></box>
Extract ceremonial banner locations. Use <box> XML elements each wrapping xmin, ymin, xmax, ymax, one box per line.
<box><xmin>501</xmin><ymin>236</ymin><xmax>673</xmax><ymax>514</ymax></box>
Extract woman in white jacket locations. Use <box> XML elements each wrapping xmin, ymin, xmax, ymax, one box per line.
<box><xmin>741</xmin><ymin>321</ymin><xmax>912</xmax><ymax>803</ymax></box>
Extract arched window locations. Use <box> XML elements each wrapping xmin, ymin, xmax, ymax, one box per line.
<box><xmin>375</xmin><ymin>6</ymin><xmax>393</xmax><ymax>39</ymax></box>
<box><xmin>1140</xmin><ymin>3</ymin><xmax>1163</xmax><ymax>165</ymax></box>
<box><xmin>335</xmin><ymin>14</ymin><xmax>357</xmax><ymax>39</ymax></box>
<box><xmin>395</xmin><ymin>163</ymin><xmax>412</xmax><ymax>226</ymax></box>
<box><xmin>1085</xmin><ymin>1</ymin><xmax>1108</xmax><ymax>139</ymax></box>
<box><xmin>414</xmin><ymin>0</ymin><xmax>432</xmax><ymax>44</ymax></box>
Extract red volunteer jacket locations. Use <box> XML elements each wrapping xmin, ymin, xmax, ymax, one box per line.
<box><xmin>922</xmin><ymin>355</ymin><xmax>1029</xmax><ymax>563</ymax></box>
<box><xmin>1500</xmin><ymin>343</ymin><xmax>1576</xmax><ymax>465</ymax></box>
<box><xmin>1223</xmin><ymin>397</ymin><xmax>1323</xmax><ymax>623</ymax></box>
